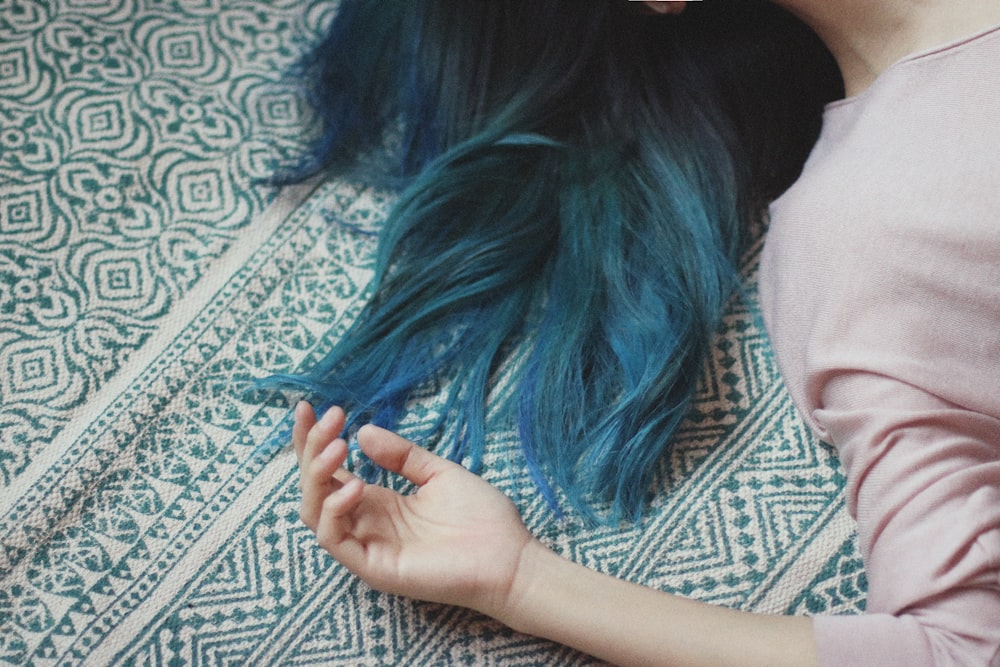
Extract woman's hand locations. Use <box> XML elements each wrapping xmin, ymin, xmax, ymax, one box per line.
<box><xmin>293</xmin><ymin>402</ymin><xmax>819</xmax><ymax>667</ymax></box>
<box><xmin>292</xmin><ymin>402</ymin><xmax>536</xmax><ymax>619</ymax></box>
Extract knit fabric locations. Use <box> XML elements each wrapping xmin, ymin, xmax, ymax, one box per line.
<box><xmin>762</xmin><ymin>23</ymin><xmax>1000</xmax><ymax>667</ymax></box>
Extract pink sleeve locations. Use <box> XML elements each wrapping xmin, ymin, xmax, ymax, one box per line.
<box><xmin>811</xmin><ymin>374</ymin><xmax>1000</xmax><ymax>666</ymax></box>
<box><xmin>757</xmin><ymin>24</ymin><xmax>1000</xmax><ymax>664</ymax></box>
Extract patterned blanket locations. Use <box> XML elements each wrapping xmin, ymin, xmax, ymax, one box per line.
<box><xmin>0</xmin><ymin>2</ymin><xmax>866</xmax><ymax>665</ymax></box>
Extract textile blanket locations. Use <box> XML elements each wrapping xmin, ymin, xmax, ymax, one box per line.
<box><xmin>0</xmin><ymin>2</ymin><xmax>867</xmax><ymax>665</ymax></box>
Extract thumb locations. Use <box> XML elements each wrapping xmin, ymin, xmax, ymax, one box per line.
<box><xmin>356</xmin><ymin>425</ymin><xmax>456</xmax><ymax>487</ymax></box>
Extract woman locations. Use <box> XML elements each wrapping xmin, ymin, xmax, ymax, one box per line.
<box><xmin>285</xmin><ymin>0</ymin><xmax>1000</xmax><ymax>664</ymax></box>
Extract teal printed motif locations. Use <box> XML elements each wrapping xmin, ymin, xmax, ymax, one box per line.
<box><xmin>0</xmin><ymin>2</ymin><xmax>865</xmax><ymax>665</ymax></box>
<box><xmin>788</xmin><ymin>535</ymin><xmax>868</xmax><ymax>616</ymax></box>
<box><xmin>0</xmin><ymin>0</ymin><xmax>333</xmax><ymax>482</ymax></box>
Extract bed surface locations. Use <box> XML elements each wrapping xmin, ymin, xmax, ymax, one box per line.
<box><xmin>0</xmin><ymin>2</ymin><xmax>865</xmax><ymax>664</ymax></box>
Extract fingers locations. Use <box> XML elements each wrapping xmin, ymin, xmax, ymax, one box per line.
<box><xmin>295</xmin><ymin>403</ymin><xmax>353</xmax><ymax>531</ymax></box>
<box><xmin>298</xmin><ymin>404</ymin><xmax>346</xmax><ymax>467</ymax></box>
<box><xmin>292</xmin><ymin>401</ymin><xmax>316</xmax><ymax>463</ymax></box>
<box><xmin>357</xmin><ymin>424</ymin><xmax>454</xmax><ymax>487</ymax></box>
<box><xmin>313</xmin><ymin>477</ymin><xmax>367</xmax><ymax>569</ymax></box>
<box><xmin>300</xmin><ymin>435</ymin><xmax>355</xmax><ymax>530</ymax></box>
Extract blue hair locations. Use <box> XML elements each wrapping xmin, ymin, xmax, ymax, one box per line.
<box><xmin>263</xmin><ymin>0</ymin><xmax>841</xmax><ymax>522</ymax></box>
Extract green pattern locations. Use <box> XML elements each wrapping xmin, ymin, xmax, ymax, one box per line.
<box><xmin>0</xmin><ymin>2</ymin><xmax>866</xmax><ymax>665</ymax></box>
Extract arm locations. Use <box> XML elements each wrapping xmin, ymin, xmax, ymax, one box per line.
<box><xmin>503</xmin><ymin>541</ymin><xmax>817</xmax><ymax>667</ymax></box>
<box><xmin>293</xmin><ymin>402</ymin><xmax>818</xmax><ymax>667</ymax></box>
<box><xmin>810</xmin><ymin>374</ymin><xmax>1000</xmax><ymax>667</ymax></box>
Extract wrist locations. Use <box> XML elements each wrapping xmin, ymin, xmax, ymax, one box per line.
<box><xmin>484</xmin><ymin>537</ymin><xmax>564</xmax><ymax>633</ymax></box>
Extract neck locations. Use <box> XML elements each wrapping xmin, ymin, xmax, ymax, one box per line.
<box><xmin>774</xmin><ymin>0</ymin><xmax>1000</xmax><ymax>97</ymax></box>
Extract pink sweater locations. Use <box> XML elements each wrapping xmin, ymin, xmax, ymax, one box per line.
<box><xmin>760</xmin><ymin>24</ymin><xmax>1000</xmax><ymax>667</ymax></box>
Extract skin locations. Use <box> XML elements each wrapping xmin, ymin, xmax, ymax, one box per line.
<box><xmin>293</xmin><ymin>403</ymin><xmax>531</xmax><ymax>617</ymax></box>
<box><xmin>649</xmin><ymin>0</ymin><xmax>1000</xmax><ymax>95</ymax></box>
<box><xmin>294</xmin><ymin>402</ymin><xmax>816</xmax><ymax>667</ymax></box>
<box><xmin>292</xmin><ymin>2</ymin><xmax>1000</xmax><ymax>664</ymax></box>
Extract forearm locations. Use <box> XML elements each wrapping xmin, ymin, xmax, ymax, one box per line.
<box><xmin>494</xmin><ymin>540</ymin><xmax>819</xmax><ymax>667</ymax></box>
<box><xmin>296</xmin><ymin>413</ymin><xmax>819</xmax><ymax>666</ymax></box>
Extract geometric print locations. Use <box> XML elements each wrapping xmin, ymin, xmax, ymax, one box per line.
<box><xmin>0</xmin><ymin>2</ymin><xmax>866</xmax><ymax>665</ymax></box>
<box><xmin>0</xmin><ymin>0</ymin><xmax>334</xmax><ymax>485</ymax></box>
<box><xmin>787</xmin><ymin>535</ymin><xmax>868</xmax><ymax>617</ymax></box>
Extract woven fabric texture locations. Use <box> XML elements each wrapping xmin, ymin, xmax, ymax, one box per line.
<box><xmin>0</xmin><ymin>2</ymin><xmax>865</xmax><ymax>665</ymax></box>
